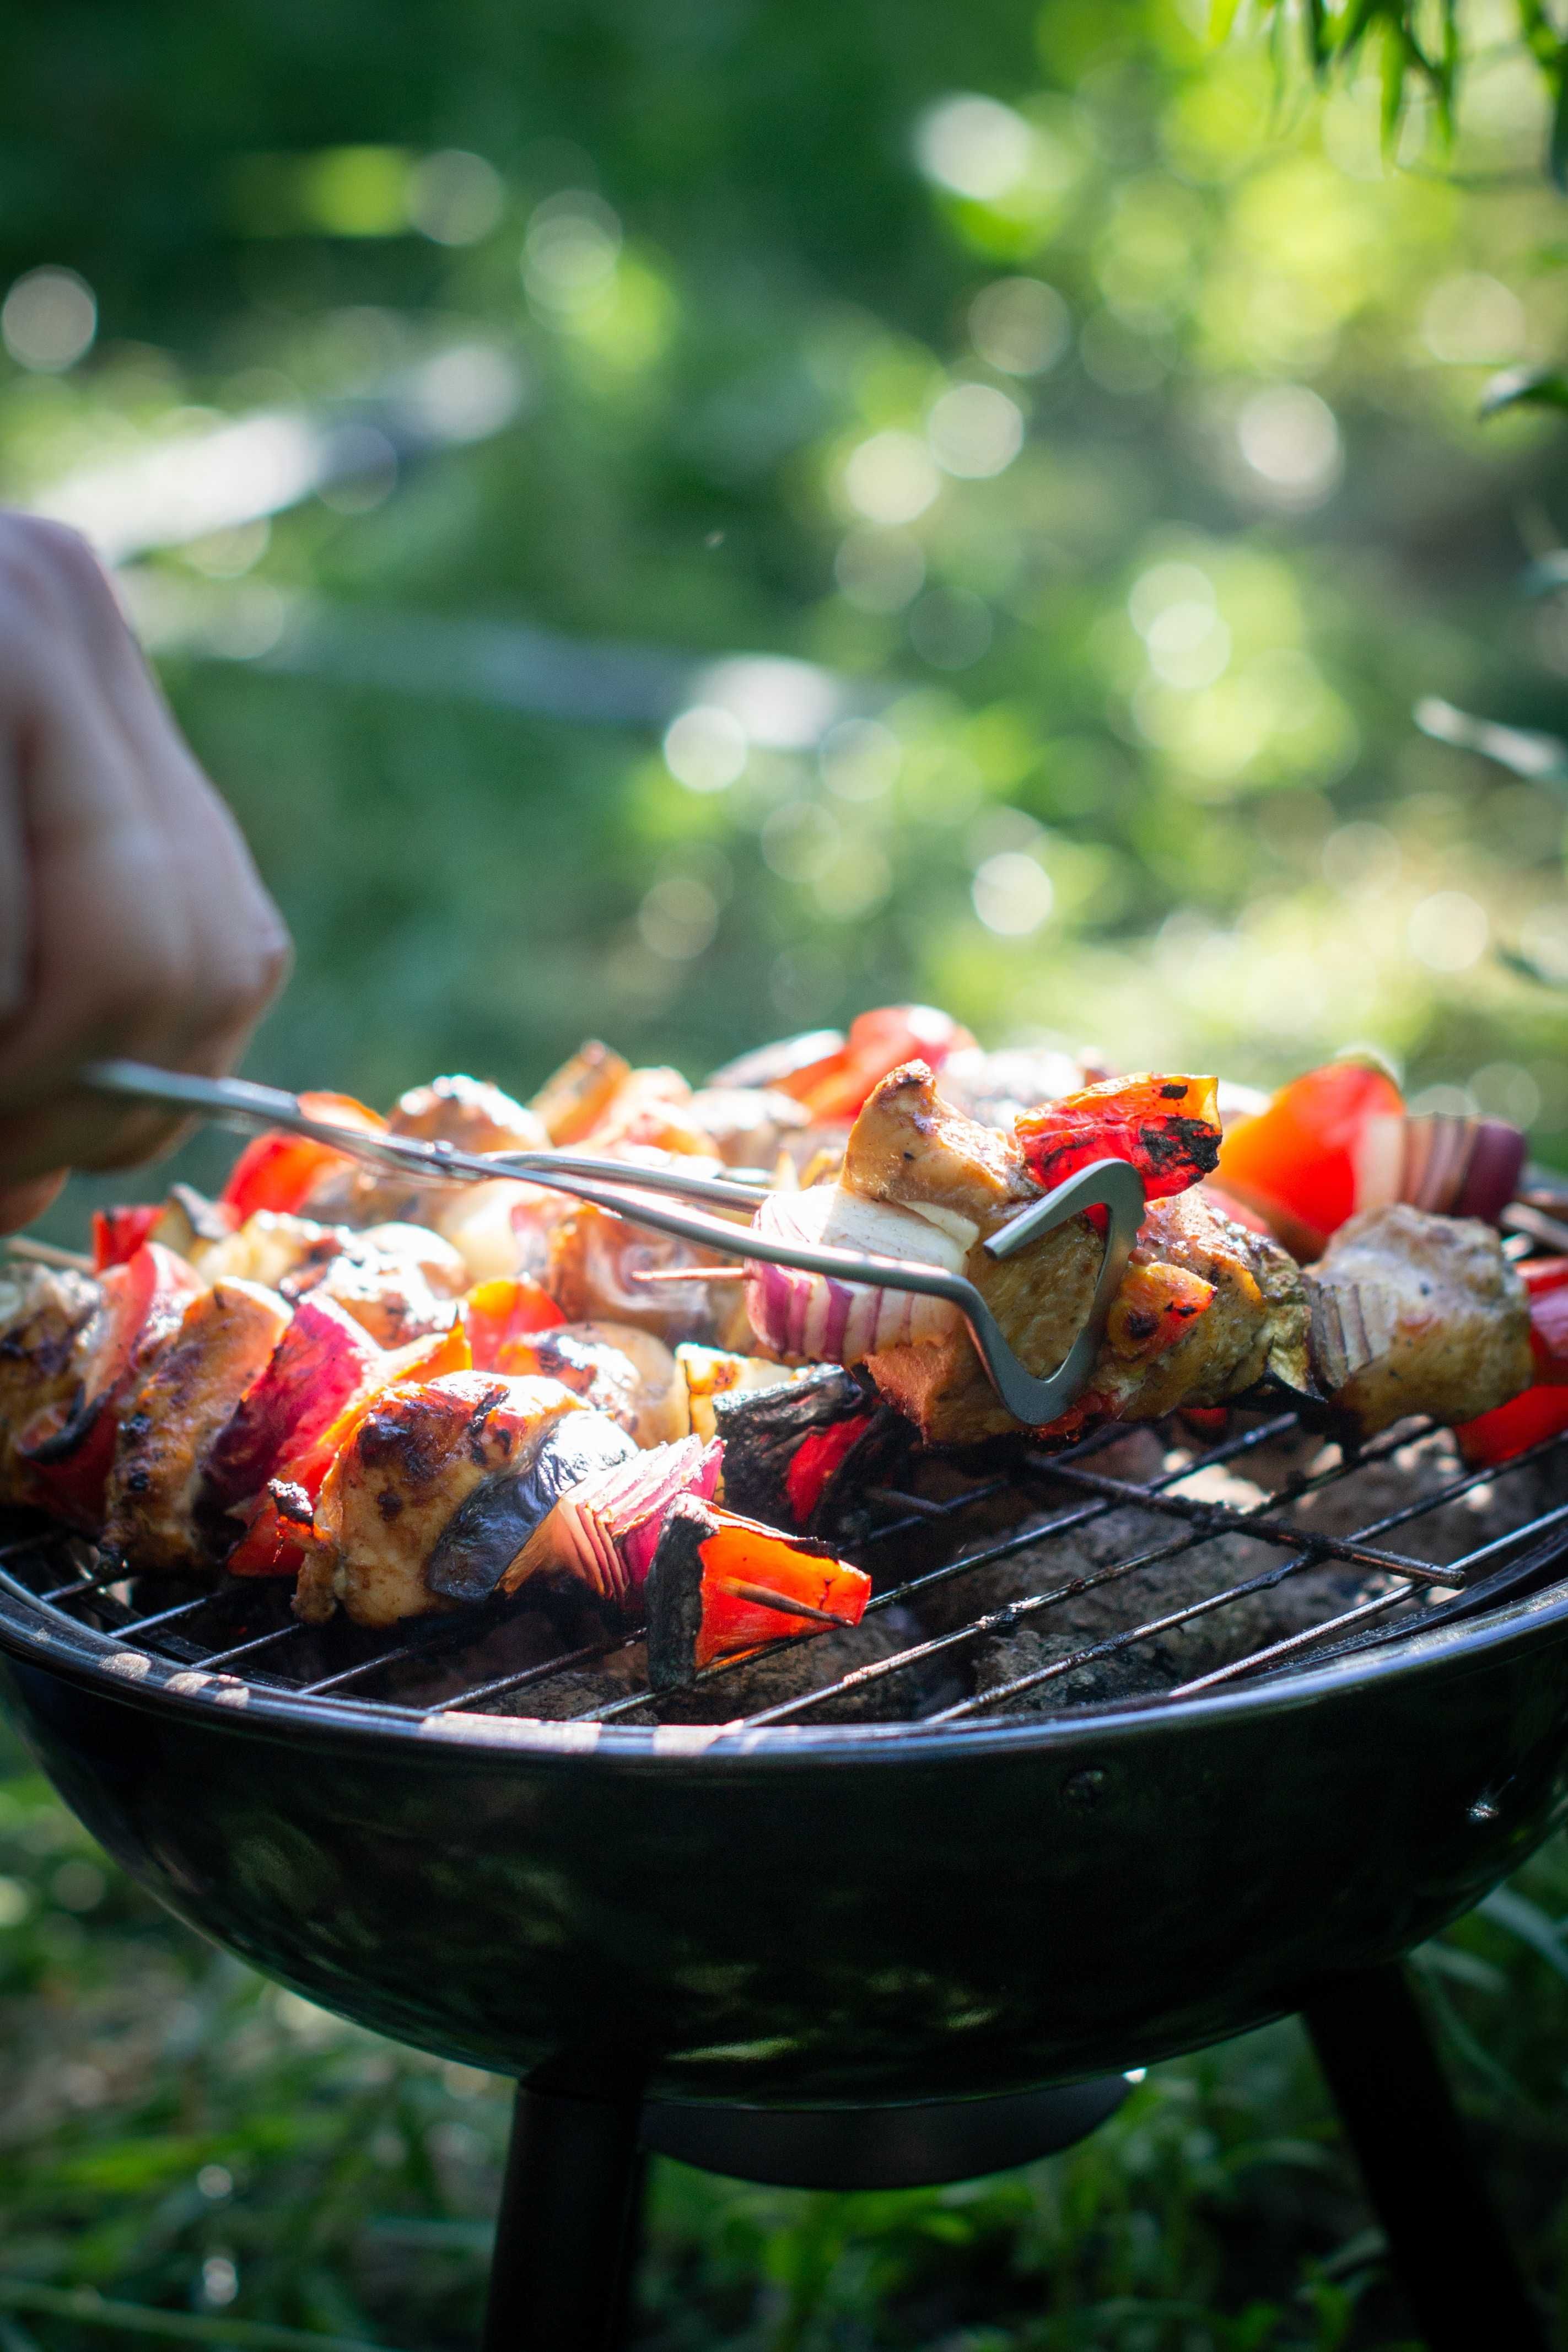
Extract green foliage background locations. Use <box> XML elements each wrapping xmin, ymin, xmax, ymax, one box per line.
<box><xmin>8</xmin><ymin>1</ymin><xmax>1568</xmax><ymax>2343</ymax></box>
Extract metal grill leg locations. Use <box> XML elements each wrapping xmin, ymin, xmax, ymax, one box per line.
<box><xmin>1303</xmin><ymin>1962</ymin><xmax>1546</xmax><ymax>2351</ymax></box>
<box><xmin>480</xmin><ymin>2085</ymin><xmax>644</xmax><ymax>2352</ymax></box>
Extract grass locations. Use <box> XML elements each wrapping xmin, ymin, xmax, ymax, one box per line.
<box><xmin>2</xmin><ymin>1714</ymin><xmax>1568</xmax><ymax>2351</ymax></box>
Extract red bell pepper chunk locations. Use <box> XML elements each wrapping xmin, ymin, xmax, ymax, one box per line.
<box><xmin>464</xmin><ymin>1276</ymin><xmax>565</xmax><ymax>1370</ymax></box>
<box><xmin>1457</xmin><ymin>1381</ymin><xmax>1568</xmax><ymax>1469</ymax></box>
<box><xmin>91</xmin><ymin>1204</ymin><xmax>161</xmax><ymax>1272</ymax></box>
<box><xmin>777</xmin><ymin>1006</ymin><xmax>973</xmax><ymax>1124</ymax></box>
<box><xmin>785</xmin><ymin>1413</ymin><xmax>874</xmax><ymax>1525</ymax></box>
<box><xmin>693</xmin><ymin>1515</ymin><xmax>871</xmax><ymax>1669</ymax></box>
<box><xmin>1016</xmin><ymin>1074</ymin><xmax>1221</xmax><ymax>1203</ymax></box>
<box><xmin>226</xmin><ymin>1317</ymin><xmax>473</xmax><ymax>1574</ymax></box>
<box><xmin>1511</xmin><ymin>1257</ymin><xmax>1568</xmax><ymax>1385</ymax></box>
<box><xmin>219</xmin><ymin>1091</ymin><xmax>386</xmax><ymax>1222</ymax></box>
<box><xmin>17</xmin><ymin>1244</ymin><xmax>201</xmax><ymax>1529</ymax></box>
<box><xmin>204</xmin><ymin>1295</ymin><xmax>382</xmax><ymax>1511</ymax></box>
<box><xmin>1215</xmin><ymin>1061</ymin><xmax>1403</xmax><ymax>1257</ymax></box>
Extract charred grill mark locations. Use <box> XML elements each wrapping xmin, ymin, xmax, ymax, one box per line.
<box><xmin>465</xmin><ymin>1385</ymin><xmax>508</xmax><ymax>1467</ymax></box>
<box><xmin>375</xmin><ymin>1489</ymin><xmax>405</xmax><ymax>1521</ymax></box>
<box><xmin>1159</xmin><ymin>1081</ymin><xmax>1189</xmax><ymax>1100</ymax></box>
<box><xmin>357</xmin><ymin>1404</ymin><xmax>449</xmax><ymax>1487</ymax></box>
<box><xmin>272</xmin><ymin>1482</ymin><xmax>312</xmax><ymax>1526</ymax></box>
<box><xmin>1124</xmin><ymin>1310</ymin><xmax>1160</xmax><ymax>1342</ymax></box>
<box><xmin>1137</xmin><ymin>1117</ymin><xmax>1221</xmax><ymax>1176</ymax></box>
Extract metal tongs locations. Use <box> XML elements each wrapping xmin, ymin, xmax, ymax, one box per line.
<box><xmin>83</xmin><ymin>1060</ymin><xmax>1146</xmax><ymax>1427</ymax></box>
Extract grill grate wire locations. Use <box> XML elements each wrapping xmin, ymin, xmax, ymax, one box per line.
<box><xmin>2</xmin><ymin>1401</ymin><xmax>1567</xmax><ymax>1732</ymax></box>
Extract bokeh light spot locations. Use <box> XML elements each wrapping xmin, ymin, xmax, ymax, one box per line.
<box><xmin>970</xmin><ymin>277</ymin><xmax>1070</xmax><ymax>375</ymax></box>
<box><xmin>843</xmin><ymin>430</ymin><xmax>940</xmax><ymax>524</ymax></box>
<box><xmin>524</xmin><ymin>192</ymin><xmax>621</xmax><ymax>314</ymax></box>
<box><xmin>1237</xmin><ymin>385</ymin><xmax>1342</xmax><ymax>505</ymax></box>
<box><xmin>1408</xmin><ymin>890</ymin><xmax>1488</xmax><ymax>972</ymax></box>
<box><xmin>663</xmin><ymin>705</ymin><xmax>748</xmax><ymax>793</ymax></box>
<box><xmin>972</xmin><ymin>850</ymin><xmax>1054</xmax><ymax>935</ymax></box>
<box><xmin>2</xmin><ymin>267</ymin><xmax>96</xmax><ymax>372</ymax></box>
<box><xmin>409</xmin><ymin>150</ymin><xmax>505</xmax><ymax>246</ymax></box>
<box><xmin>928</xmin><ymin>381</ymin><xmax>1024</xmax><ymax>477</ymax></box>
<box><xmin>1421</xmin><ymin>273</ymin><xmax>1526</xmax><ymax>365</ymax></box>
<box><xmin>914</xmin><ymin>94</ymin><xmax>1034</xmax><ymax>201</ymax></box>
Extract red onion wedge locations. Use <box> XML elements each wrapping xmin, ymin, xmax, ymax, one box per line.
<box><xmin>499</xmin><ymin>1433</ymin><xmax>723</xmax><ymax>1608</ymax></box>
<box><xmin>743</xmin><ymin>1185</ymin><xmax>967</xmax><ymax>1363</ymax></box>
<box><xmin>1353</xmin><ymin>1113</ymin><xmax>1526</xmax><ymax>1225</ymax></box>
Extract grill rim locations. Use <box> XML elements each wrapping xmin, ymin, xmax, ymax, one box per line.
<box><xmin>3</xmin><ymin>1520</ymin><xmax>1567</xmax><ymax>1769</ymax></box>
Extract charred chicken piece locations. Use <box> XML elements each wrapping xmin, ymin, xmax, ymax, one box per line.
<box><xmin>506</xmin><ymin>1327</ymin><xmax>648</xmax><ymax>1440</ymax></box>
<box><xmin>534</xmin><ymin>1322</ymin><xmax>688</xmax><ymax>1448</ymax></box>
<box><xmin>833</xmin><ymin>1062</ymin><xmax>1309</xmax><ymax>1446</ymax></box>
<box><xmin>529</xmin><ymin>1041</ymin><xmax>632</xmax><ymax>1145</ymax></box>
<box><xmin>308</xmin><ymin>1074</ymin><xmax>550</xmax><ymax>1226</ymax></box>
<box><xmin>684</xmin><ymin>1088</ymin><xmax>809</xmax><ymax>1169</ymax></box>
<box><xmin>547</xmin><ymin>1177</ymin><xmax>752</xmax><ymax>1352</ymax></box>
<box><xmin>9</xmin><ymin>1247</ymin><xmax>203</xmax><ymax>1531</ymax></box>
<box><xmin>194</xmin><ymin>1212</ymin><xmax>467</xmax><ymax>1348</ymax></box>
<box><xmin>298</xmin><ymin>1372</ymin><xmax>632</xmax><ymax>1626</ymax></box>
<box><xmin>104</xmin><ymin>1280</ymin><xmax>293</xmax><ymax>1570</ymax></box>
<box><xmin>0</xmin><ymin>1263</ymin><xmax>100</xmax><ymax>1506</ymax></box>
<box><xmin>305</xmin><ymin>1223</ymin><xmax>468</xmax><ymax>1348</ymax></box>
<box><xmin>389</xmin><ymin>1074</ymin><xmax>547</xmax><ymax>1156</ymax></box>
<box><xmin>1307</xmin><ymin>1203</ymin><xmax>1531</xmax><ymax>1438</ymax></box>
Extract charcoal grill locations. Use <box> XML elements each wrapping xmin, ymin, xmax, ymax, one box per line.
<box><xmin>2</xmin><ymin>1404</ymin><xmax>1567</xmax><ymax>2348</ymax></box>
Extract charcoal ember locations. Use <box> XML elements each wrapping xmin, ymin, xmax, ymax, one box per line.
<box><xmin>494</xmin><ymin>1644</ymin><xmax>655</xmax><ymax>1724</ymax></box>
<box><xmin>908</xmin><ymin>1427</ymin><xmax>1174</xmax><ymax>1638</ymax></box>
<box><xmin>711</xmin><ymin>1363</ymin><xmax>875</xmax><ymax>1527</ymax></box>
<box><xmin>969</xmin><ymin>1533</ymin><xmax>1387</xmax><ymax>1715</ymax></box>
<box><xmin>1245</xmin><ymin>1424</ymin><xmax>1567</xmax><ymax>1573</ymax></box>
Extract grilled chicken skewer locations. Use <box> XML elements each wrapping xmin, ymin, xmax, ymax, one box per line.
<box><xmin>0</xmin><ymin>1014</ymin><xmax>1544</xmax><ymax>1659</ymax></box>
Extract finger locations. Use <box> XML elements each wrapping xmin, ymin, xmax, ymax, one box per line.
<box><xmin>0</xmin><ymin>1169</ymin><xmax>67</xmax><ymax>1234</ymax></box>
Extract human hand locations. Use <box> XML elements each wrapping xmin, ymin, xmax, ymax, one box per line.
<box><xmin>0</xmin><ymin>514</ymin><xmax>291</xmax><ymax>1232</ymax></box>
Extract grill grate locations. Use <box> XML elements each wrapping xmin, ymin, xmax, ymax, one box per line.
<box><xmin>3</xmin><ymin>1402</ymin><xmax>1568</xmax><ymax>1732</ymax></box>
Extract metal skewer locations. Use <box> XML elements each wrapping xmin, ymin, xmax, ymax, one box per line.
<box><xmin>80</xmin><ymin>1059</ymin><xmax>1146</xmax><ymax>1428</ymax></box>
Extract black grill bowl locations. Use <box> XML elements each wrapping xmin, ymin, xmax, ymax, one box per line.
<box><xmin>3</xmin><ymin>1570</ymin><xmax>1568</xmax><ymax>2107</ymax></box>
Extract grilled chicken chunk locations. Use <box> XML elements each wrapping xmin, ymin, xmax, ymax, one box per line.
<box><xmin>535</xmin><ymin>1322</ymin><xmax>688</xmax><ymax>1447</ymax></box>
<box><xmin>1306</xmin><ymin>1203</ymin><xmax>1531</xmax><ymax>1438</ymax></box>
<box><xmin>297</xmin><ymin>1371</ymin><xmax>631</xmax><ymax>1627</ymax></box>
<box><xmin>0</xmin><ymin>1264</ymin><xmax>99</xmax><ymax>1504</ymax></box>
<box><xmin>104</xmin><ymin>1280</ymin><xmax>292</xmax><ymax>1569</ymax></box>
<box><xmin>308</xmin><ymin>1074</ymin><xmax>550</xmax><ymax>1226</ymax></box>
<box><xmin>685</xmin><ymin>1087</ymin><xmax>809</xmax><ymax>1169</ymax></box>
<box><xmin>844</xmin><ymin>1063</ymin><xmax>1310</xmax><ymax>1445</ymax></box>
<box><xmin>193</xmin><ymin>1213</ymin><xmax>466</xmax><ymax>1348</ymax></box>
<box><xmin>530</xmin><ymin>1041</ymin><xmax>632</xmax><ymax>1145</ymax></box>
<box><xmin>547</xmin><ymin>1170</ymin><xmax>753</xmax><ymax>1352</ymax></box>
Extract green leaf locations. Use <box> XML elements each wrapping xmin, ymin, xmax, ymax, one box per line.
<box><xmin>1482</xmin><ymin>363</ymin><xmax>1568</xmax><ymax>417</ymax></box>
<box><xmin>1479</xmin><ymin>1885</ymin><xmax>1568</xmax><ymax>1984</ymax></box>
<box><xmin>1495</xmin><ymin>943</ymin><xmax>1568</xmax><ymax>991</ymax></box>
<box><xmin>1209</xmin><ymin>0</ymin><xmax>1244</xmax><ymax>43</ymax></box>
<box><xmin>1413</xmin><ymin>695</ymin><xmax>1568</xmax><ymax>782</ymax></box>
<box><xmin>0</xmin><ymin>2284</ymin><xmax>382</xmax><ymax>2352</ymax></box>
